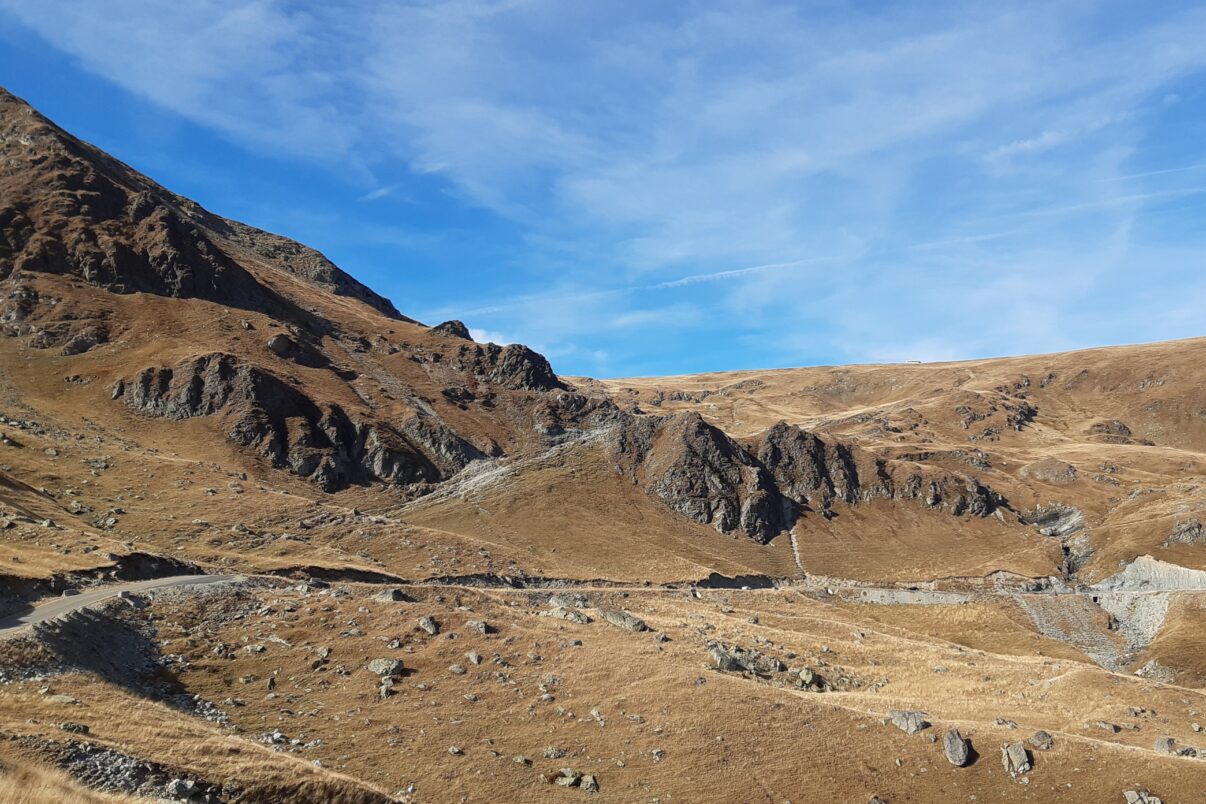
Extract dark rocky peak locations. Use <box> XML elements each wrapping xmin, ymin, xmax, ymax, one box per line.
<box><xmin>430</xmin><ymin>320</ymin><xmax>472</xmax><ymax>339</ymax></box>
<box><xmin>0</xmin><ymin>85</ymin><xmax>402</xmax><ymax>320</ymax></box>
<box><xmin>753</xmin><ymin>420</ymin><xmax>860</xmax><ymax>510</ymax></box>
<box><xmin>608</xmin><ymin>413</ymin><xmax>1005</xmax><ymax>543</ymax></box>
<box><xmin>113</xmin><ymin>352</ymin><xmax>481</xmax><ymax>492</ymax></box>
<box><xmin>450</xmin><ymin>341</ymin><xmax>566</xmax><ymax>392</ymax></box>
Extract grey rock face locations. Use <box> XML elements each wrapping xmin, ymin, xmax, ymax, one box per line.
<box><xmin>1001</xmin><ymin>741</ymin><xmax>1032</xmax><ymax>777</ymax></box>
<box><xmin>116</xmin><ymin>352</ymin><xmax>479</xmax><ymax>491</ymax></box>
<box><xmin>1023</xmin><ymin>503</ymin><xmax>1084</xmax><ymax>537</ymax></box>
<box><xmin>447</xmin><ymin>340</ymin><xmax>566</xmax><ymax>392</ymax></box>
<box><xmin>611</xmin><ymin>413</ymin><xmax>1004</xmax><ymax>543</ymax></box>
<box><xmin>943</xmin><ymin>729</ymin><xmax>971</xmax><ymax>766</ymax></box>
<box><xmin>709</xmin><ymin>643</ymin><xmax>786</xmax><ymax>675</ymax></box>
<box><xmin>888</xmin><ymin>710</ymin><xmax>930</xmax><ymax>735</ymax></box>
<box><xmin>1152</xmin><ymin>736</ymin><xmax>1176</xmax><ymax>754</ymax></box>
<box><xmin>598</xmin><ymin>609</ymin><xmax>649</xmax><ymax>632</ymax></box>
<box><xmin>60</xmin><ymin>326</ymin><xmax>107</xmax><ymax>356</ymax></box>
<box><xmin>1166</xmin><ymin>519</ymin><xmax>1204</xmax><ymax>546</ymax></box>
<box><xmin>430</xmin><ymin>320</ymin><xmax>472</xmax><ymax>339</ymax></box>
<box><xmin>417</xmin><ymin>615</ymin><xmax>440</xmax><ymax>635</ymax></box>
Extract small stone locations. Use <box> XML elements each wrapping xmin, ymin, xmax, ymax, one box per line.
<box><xmin>465</xmin><ymin>651</ymin><xmax>482</xmax><ymax>665</ymax></box>
<box><xmin>1152</xmin><ymin>736</ymin><xmax>1176</xmax><ymax>755</ymax></box>
<box><xmin>580</xmin><ymin>774</ymin><xmax>599</xmax><ymax>793</ymax></box>
<box><xmin>448</xmin><ymin>746</ymin><xmax>463</xmax><ymax>756</ymax></box>
<box><xmin>58</xmin><ymin>722</ymin><xmax>89</xmax><ymax>734</ymax></box>
<box><xmin>449</xmin><ymin>664</ymin><xmax>466</xmax><ymax>675</ymax></box>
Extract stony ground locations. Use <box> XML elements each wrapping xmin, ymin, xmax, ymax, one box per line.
<box><xmin>1</xmin><ymin>574</ymin><xmax>1203</xmax><ymax>802</ymax></box>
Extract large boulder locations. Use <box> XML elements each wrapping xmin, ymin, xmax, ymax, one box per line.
<box><xmin>1029</xmin><ymin>730</ymin><xmax>1054</xmax><ymax>751</ymax></box>
<box><xmin>366</xmin><ymin>658</ymin><xmax>404</xmax><ymax>676</ymax></box>
<box><xmin>1001</xmin><ymin>742</ymin><xmax>1032</xmax><ymax>777</ymax></box>
<box><xmin>943</xmin><ymin>729</ymin><xmax>971</xmax><ymax>767</ymax></box>
<box><xmin>598</xmin><ymin>609</ymin><xmax>648</xmax><ymax>632</ymax></box>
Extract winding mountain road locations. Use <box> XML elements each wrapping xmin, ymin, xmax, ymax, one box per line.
<box><xmin>0</xmin><ymin>574</ymin><xmax>242</xmax><ymax>636</ymax></box>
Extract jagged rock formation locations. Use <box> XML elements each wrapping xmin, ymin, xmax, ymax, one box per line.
<box><xmin>448</xmin><ymin>341</ymin><xmax>566</xmax><ymax>392</ymax></box>
<box><xmin>1</xmin><ymin>83</ymin><xmax>1006</xmax><ymax>540</ymax></box>
<box><xmin>113</xmin><ymin>353</ymin><xmax>481</xmax><ymax>490</ymax></box>
<box><xmin>430</xmin><ymin>320</ymin><xmax>472</xmax><ymax>339</ymax></box>
<box><xmin>612</xmin><ymin>413</ymin><xmax>1004</xmax><ymax>542</ymax></box>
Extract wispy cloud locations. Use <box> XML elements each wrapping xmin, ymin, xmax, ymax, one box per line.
<box><xmin>5</xmin><ymin>0</ymin><xmax>1206</xmax><ymax>375</ymax></box>
<box><xmin>357</xmin><ymin>184</ymin><xmax>402</xmax><ymax>202</ymax></box>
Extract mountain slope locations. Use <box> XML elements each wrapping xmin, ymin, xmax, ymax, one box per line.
<box><xmin>0</xmin><ymin>85</ymin><xmax>1203</xmax><ymax>804</ymax></box>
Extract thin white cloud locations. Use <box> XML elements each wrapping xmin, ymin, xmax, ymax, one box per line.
<box><xmin>5</xmin><ymin>1</ymin><xmax>1206</xmax><ymax>372</ymax></box>
<box><xmin>357</xmin><ymin>184</ymin><xmax>401</xmax><ymax>202</ymax></box>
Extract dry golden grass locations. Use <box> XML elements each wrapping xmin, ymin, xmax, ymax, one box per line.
<box><xmin>101</xmin><ymin>582</ymin><xmax>1204</xmax><ymax>803</ymax></box>
<box><xmin>0</xmin><ymin>751</ymin><xmax>135</xmax><ymax>803</ymax></box>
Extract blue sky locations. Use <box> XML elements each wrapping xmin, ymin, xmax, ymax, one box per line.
<box><xmin>2</xmin><ymin>1</ymin><xmax>1205</xmax><ymax>378</ymax></box>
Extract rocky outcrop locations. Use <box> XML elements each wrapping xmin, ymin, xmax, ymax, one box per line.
<box><xmin>632</xmin><ymin>413</ymin><xmax>780</xmax><ymax>540</ymax></box>
<box><xmin>430</xmin><ymin>320</ymin><xmax>472</xmax><ymax>339</ymax></box>
<box><xmin>611</xmin><ymin>413</ymin><xmax>1004</xmax><ymax>543</ymax></box>
<box><xmin>709</xmin><ymin>643</ymin><xmax>786</xmax><ymax>675</ymax></box>
<box><xmin>448</xmin><ymin>341</ymin><xmax>566</xmax><ymax>392</ymax></box>
<box><xmin>114</xmin><ymin>353</ymin><xmax>480</xmax><ymax>491</ymax></box>
<box><xmin>1165</xmin><ymin>519</ymin><xmax>1204</xmax><ymax>546</ymax></box>
<box><xmin>1022</xmin><ymin>503</ymin><xmax>1084</xmax><ymax>537</ymax></box>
